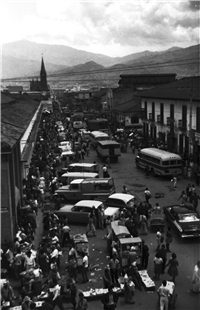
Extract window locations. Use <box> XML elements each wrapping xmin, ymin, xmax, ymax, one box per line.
<box><xmin>160</xmin><ymin>103</ymin><xmax>164</xmax><ymax>124</ymax></box>
<box><xmin>196</xmin><ymin>107</ymin><xmax>200</xmax><ymax>132</ymax></box>
<box><xmin>170</xmin><ymin>160</ymin><xmax>177</xmax><ymax>165</ymax></box>
<box><xmin>152</xmin><ymin>102</ymin><xmax>155</xmax><ymax>121</ymax></box>
<box><xmin>162</xmin><ymin>161</ymin><xmax>170</xmax><ymax>166</ymax></box>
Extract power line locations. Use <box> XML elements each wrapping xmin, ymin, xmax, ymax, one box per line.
<box><xmin>2</xmin><ymin>57</ymin><xmax>199</xmax><ymax>82</ymax></box>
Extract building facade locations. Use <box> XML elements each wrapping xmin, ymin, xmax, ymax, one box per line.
<box><xmin>140</xmin><ymin>76</ymin><xmax>200</xmax><ymax>161</ymax></box>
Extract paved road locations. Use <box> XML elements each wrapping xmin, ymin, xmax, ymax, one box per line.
<box><xmin>33</xmin><ymin>146</ymin><xmax>200</xmax><ymax>310</ymax></box>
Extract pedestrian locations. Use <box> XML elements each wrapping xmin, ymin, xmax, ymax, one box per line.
<box><xmin>105</xmin><ymin>216</ymin><xmax>112</xmax><ymax>236</ymax></box>
<box><xmin>69</xmin><ymin>278</ymin><xmax>78</xmax><ymax>309</ymax></box>
<box><xmin>128</xmin><ymin>246</ymin><xmax>138</xmax><ymax>266</ymax></box>
<box><xmin>86</xmin><ymin>214</ymin><xmax>96</xmax><ymax>237</ymax></box>
<box><xmin>153</xmin><ymin>253</ymin><xmax>163</xmax><ymax>280</ymax></box>
<box><xmin>165</xmin><ymin>253</ymin><xmax>179</xmax><ymax>283</ymax></box>
<box><xmin>157</xmin><ymin>244</ymin><xmax>167</xmax><ymax>274</ymax></box>
<box><xmin>139</xmin><ymin>214</ymin><xmax>148</xmax><ymax>235</ymax></box>
<box><xmin>196</xmin><ymin>168</ymin><xmax>200</xmax><ymax>186</ymax></box>
<box><xmin>103</xmin><ymin>267</ymin><xmax>112</xmax><ymax>289</ymax></box>
<box><xmin>48</xmin><ymin>279</ymin><xmax>65</xmax><ymax>310</ymax></box>
<box><xmin>76</xmin><ymin>291</ymin><xmax>88</xmax><ymax>310</ymax></box>
<box><xmin>192</xmin><ymin>192</ymin><xmax>200</xmax><ymax>210</ymax></box>
<box><xmin>98</xmin><ymin>205</ymin><xmax>105</xmax><ymax>230</ymax></box>
<box><xmin>178</xmin><ymin>190</ymin><xmax>187</xmax><ymax>205</ymax></box>
<box><xmin>101</xmin><ymin>284</ymin><xmax>118</xmax><ymax>310</ymax></box>
<box><xmin>109</xmin><ymin>253</ymin><xmax>120</xmax><ymax>285</ymax></box>
<box><xmin>82</xmin><ymin>252</ymin><xmax>89</xmax><ymax>283</ymax></box>
<box><xmin>192</xmin><ymin>260</ymin><xmax>200</xmax><ymax>293</ymax></box>
<box><xmin>156</xmin><ymin>231</ymin><xmax>162</xmax><ymax>251</ymax></box>
<box><xmin>186</xmin><ymin>183</ymin><xmax>192</xmax><ymax>202</ymax></box>
<box><xmin>171</xmin><ymin>175</ymin><xmax>177</xmax><ymax>188</ymax></box>
<box><xmin>103</xmin><ymin>165</ymin><xmax>108</xmax><ymax>178</ymax></box>
<box><xmin>165</xmin><ymin>227</ymin><xmax>173</xmax><ymax>252</ymax></box>
<box><xmin>144</xmin><ymin>188</ymin><xmax>152</xmax><ymax>203</ymax></box>
<box><xmin>157</xmin><ymin>280</ymin><xmax>171</xmax><ymax>310</ymax></box>
<box><xmin>141</xmin><ymin>240</ymin><xmax>150</xmax><ymax>270</ymax></box>
<box><xmin>106</xmin><ymin>157</ymin><xmax>111</xmax><ymax>169</ymax></box>
<box><xmin>122</xmin><ymin>185</ymin><xmax>128</xmax><ymax>194</ymax></box>
<box><xmin>124</xmin><ymin>276</ymin><xmax>135</xmax><ymax>304</ymax></box>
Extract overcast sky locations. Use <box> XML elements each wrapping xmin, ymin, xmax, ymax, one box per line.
<box><xmin>1</xmin><ymin>0</ymin><xmax>199</xmax><ymax>57</ymax></box>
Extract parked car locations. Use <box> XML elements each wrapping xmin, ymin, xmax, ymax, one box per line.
<box><xmin>54</xmin><ymin>200</ymin><xmax>118</xmax><ymax>224</ymax></box>
<box><xmin>163</xmin><ymin>203</ymin><xmax>200</xmax><ymax>238</ymax></box>
<box><xmin>59</xmin><ymin>141</ymin><xmax>72</xmax><ymax>152</ymax></box>
<box><xmin>104</xmin><ymin>193</ymin><xmax>140</xmax><ymax>211</ymax></box>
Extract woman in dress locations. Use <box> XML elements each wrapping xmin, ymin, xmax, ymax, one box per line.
<box><xmin>165</xmin><ymin>252</ymin><xmax>179</xmax><ymax>283</ymax></box>
<box><xmin>192</xmin><ymin>261</ymin><xmax>200</xmax><ymax>293</ymax></box>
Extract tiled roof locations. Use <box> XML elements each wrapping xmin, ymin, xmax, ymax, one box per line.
<box><xmin>139</xmin><ymin>76</ymin><xmax>200</xmax><ymax>101</ymax></box>
<box><xmin>1</xmin><ymin>93</ymin><xmax>40</xmax><ymax>148</ymax></box>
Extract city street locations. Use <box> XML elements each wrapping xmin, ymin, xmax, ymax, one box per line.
<box><xmin>32</xmin><ymin>146</ymin><xmax>200</xmax><ymax>310</ymax></box>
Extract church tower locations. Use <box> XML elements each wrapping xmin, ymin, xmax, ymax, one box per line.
<box><xmin>30</xmin><ymin>56</ymin><xmax>49</xmax><ymax>91</ymax></box>
<box><xmin>40</xmin><ymin>56</ymin><xmax>48</xmax><ymax>91</ymax></box>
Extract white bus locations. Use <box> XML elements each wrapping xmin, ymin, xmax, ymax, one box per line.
<box><xmin>135</xmin><ymin>148</ymin><xmax>182</xmax><ymax>176</ymax></box>
<box><xmin>89</xmin><ymin>131</ymin><xmax>109</xmax><ymax>148</ymax></box>
<box><xmin>97</xmin><ymin>140</ymin><xmax>121</xmax><ymax>162</ymax></box>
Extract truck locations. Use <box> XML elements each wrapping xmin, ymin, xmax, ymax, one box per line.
<box><xmin>55</xmin><ymin>177</ymin><xmax>115</xmax><ymax>203</ymax></box>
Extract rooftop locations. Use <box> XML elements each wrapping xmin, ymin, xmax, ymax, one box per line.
<box><xmin>139</xmin><ymin>76</ymin><xmax>200</xmax><ymax>101</ymax></box>
<box><xmin>1</xmin><ymin>93</ymin><xmax>40</xmax><ymax>149</ymax></box>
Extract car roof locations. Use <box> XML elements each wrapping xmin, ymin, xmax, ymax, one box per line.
<box><xmin>75</xmin><ymin>200</ymin><xmax>103</xmax><ymax>208</ymax></box>
<box><xmin>69</xmin><ymin>163</ymin><xmax>98</xmax><ymax>167</ymax></box>
<box><xmin>170</xmin><ymin>205</ymin><xmax>197</xmax><ymax>214</ymax></box>
<box><xmin>108</xmin><ymin>193</ymin><xmax>135</xmax><ymax>202</ymax></box>
<box><xmin>62</xmin><ymin>172</ymin><xmax>98</xmax><ymax>177</ymax></box>
<box><xmin>56</xmin><ymin>205</ymin><xmax>74</xmax><ymax>212</ymax></box>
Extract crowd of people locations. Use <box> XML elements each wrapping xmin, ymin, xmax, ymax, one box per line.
<box><xmin>1</xmin><ymin>108</ymin><xmax>200</xmax><ymax>310</ymax></box>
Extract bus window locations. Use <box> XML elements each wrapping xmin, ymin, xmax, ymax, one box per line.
<box><xmin>170</xmin><ymin>160</ymin><xmax>177</xmax><ymax>165</ymax></box>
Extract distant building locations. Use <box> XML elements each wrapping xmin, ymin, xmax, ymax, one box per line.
<box><xmin>119</xmin><ymin>74</ymin><xmax>177</xmax><ymax>89</ymax></box>
<box><xmin>30</xmin><ymin>57</ymin><xmax>49</xmax><ymax>92</ymax></box>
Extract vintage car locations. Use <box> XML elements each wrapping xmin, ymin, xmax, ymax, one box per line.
<box><xmin>54</xmin><ymin>200</ymin><xmax>103</xmax><ymax>224</ymax></box>
<box><xmin>104</xmin><ymin>193</ymin><xmax>140</xmax><ymax>211</ymax></box>
<box><xmin>58</xmin><ymin>141</ymin><xmax>72</xmax><ymax>152</ymax></box>
<box><xmin>149</xmin><ymin>207</ymin><xmax>165</xmax><ymax>232</ymax></box>
<box><xmin>54</xmin><ymin>200</ymin><xmax>118</xmax><ymax>224</ymax></box>
<box><xmin>163</xmin><ymin>203</ymin><xmax>200</xmax><ymax>238</ymax></box>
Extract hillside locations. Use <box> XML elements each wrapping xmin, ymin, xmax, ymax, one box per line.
<box><xmin>2</xmin><ymin>40</ymin><xmax>199</xmax><ymax>84</ymax></box>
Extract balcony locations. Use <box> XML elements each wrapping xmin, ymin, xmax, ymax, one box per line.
<box><xmin>178</xmin><ymin>119</ymin><xmax>187</xmax><ymax>131</ymax></box>
<box><xmin>167</xmin><ymin>117</ymin><xmax>174</xmax><ymax>126</ymax></box>
<box><xmin>157</xmin><ymin>115</ymin><xmax>161</xmax><ymax>123</ymax></box>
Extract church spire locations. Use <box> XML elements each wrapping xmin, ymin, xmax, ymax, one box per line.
<box><xmin>40</xmin><ymin>55</ymin><xmax>48</xmax><ymax>91</ymax></box>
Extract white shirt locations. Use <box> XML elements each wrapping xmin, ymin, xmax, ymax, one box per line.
<box><xmin>83</xmin><ymin>255</ymin><xmax>89</xmax><ymax>268</ymax></box>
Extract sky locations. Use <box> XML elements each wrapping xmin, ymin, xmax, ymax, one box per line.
<box><xmin>1</xmin><ymin>0</ymin><xmax>200</xmax><ymax>57</ymax></box>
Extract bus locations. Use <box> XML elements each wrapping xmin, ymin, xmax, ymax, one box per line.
<box><xmin>71</xmin><ymin>113</ymin><xmax>84</xmax><ymax>130</ymax></box>
<box><xmin>87</xmin><ymin>118</ymin><xmax>109</xmax><ymax>133</ymax></box>
<box><xmin>135</xmin><ymin>148</ymin><xmax>182</xmax><ymax>176</ymax></box>
<box><xmin>97</xmin><ymin>140</ymin><xmax>121</xmax><ymax>162</ymax></box>
<box><xmin>89</xmin><ymin>131</ymin><xmax>109</xmax><ymax>148</ymax></box>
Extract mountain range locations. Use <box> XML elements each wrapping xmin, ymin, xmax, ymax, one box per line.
<box><xmin>2</xmin><ymin>40</ymin><xmax>199</xmax><ymax>87</ymax></box>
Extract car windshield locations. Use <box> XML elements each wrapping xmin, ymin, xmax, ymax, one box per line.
<box><xmin>178</xmin><ymin>214</ymin><xmax>200</xmax><ymax>222</ymax></box>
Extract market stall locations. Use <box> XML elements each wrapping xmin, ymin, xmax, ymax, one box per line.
<box><xmin>138</xmin><ymin>270</ymin><xmax>155</xmax><ymax>291</ymax></box>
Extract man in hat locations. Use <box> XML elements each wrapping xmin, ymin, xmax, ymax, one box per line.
<box><xmin>128</xmin><ymin>246</ymin><xmax>138</xmax><ymax>266</ymax></box>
